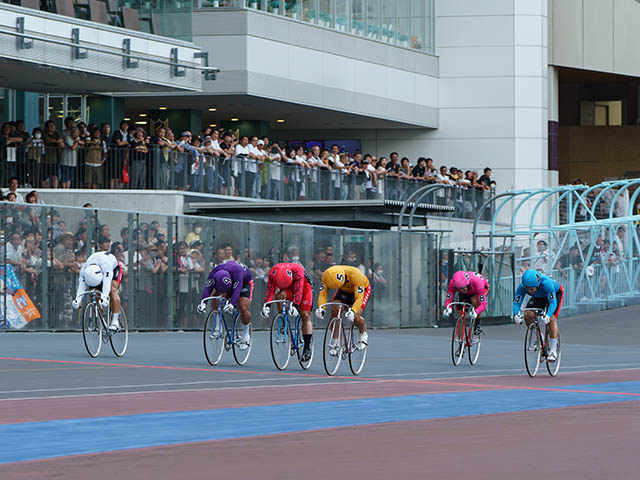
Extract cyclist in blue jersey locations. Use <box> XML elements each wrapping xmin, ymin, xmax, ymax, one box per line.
<box><xmin>513</xmin><ymin>269</ymin><xmax>563</xmax><ymax>362</ymax></box>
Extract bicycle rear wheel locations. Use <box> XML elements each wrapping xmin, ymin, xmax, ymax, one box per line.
<box><xmin>295</xmin><ymin>317</ymin><xmax>313</xmax><ymax>370</ymax></box>
<box><xmin>524</xmin><ymin>323</ymin><xmax>541</xmax><ymax>377</ymax></box>
<box><xmin>546</xmin><ymin>330</ymin><xmax>561</xmax><ymax>376</ymax></box>
<box><xmin>203</xmin><ymin>311</ymin><xmax>224</xmax><ymax>366</ymax></box>
<box><xmin>323</xmin><ymin>317</ymin><xmax>343</xmax><ymax>376</ymax></box>
<box><xmin>82</xmin><ymin>303</ymin><xmax>102</xmax><ymax>358</ymax></box>
<box><xmin>451</xmin><ymin>316</ymin><xmax>465</xmax><ymax>366</ymax></box>
<box><xmin>232</xmin><ymin>316</ymin><xmax>252</xmax><ymax>366</ymax></box>
<box><xmin>270</xmin><ymin>313</ymin><xmax>291</xmax><ymax>370</ymax></box>
<box><xmin>468</xmin><ymin>318</ymin><xmax>482</xmax><ymax>365</ymax></box>
<box><xmin>110</xmin><ymin>307</ymin><xmax>129</xmax><ymax>357</ymax></box>
<box><xmin>348</xmin><ymin>323</ymin><xmax>367</xmax><ymax>375</ymax></box>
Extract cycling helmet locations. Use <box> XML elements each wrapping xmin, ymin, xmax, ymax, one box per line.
<box><xmin>273</xmin><ymin>266</ymin><xmax>293</xmax><ymax>289</ymax></box>
<box><xmin>324</xmin><ymin>266</ymin><xmax>347</xmax><ymax>290</ymax></box>
<box><xmin>450</xmin><ymin>271</ymin><xmax>471</xmax><ymax>290</ymax></box>
<box><xmin>213</xmin><ymin>270</ymin><xmax>233</xmax><ymax>293</ymax></box>
<box><xmin>84</xmin><ymin>264</ymin><xmax>103</xmax><ymax>288</ymax></box>
<box><xmin>522</xmin><ymin>269</ymin><xmax>541</xmax><ymax>289</ymax></box>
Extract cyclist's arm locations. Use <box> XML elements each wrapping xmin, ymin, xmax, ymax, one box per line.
<box><xmin>512</xmin><ymin>284</ymin><xmax>526</xmax><ymax>316</ymax></box>
<box><xmin>291</xmin><ymin>272</ymin><xmax>304</xmax><ymax>308</ymax></box>
<box><xmin>201</xmin><ymin>271</ymin><xmax>215</xmax><ymax>301</ymax></box>
<box><xmin>443</xmin><ymin>282</ymin><xmax>456</xmax><ymax>309</ymax></box>
<box><xmin>75</xmin><ymin>272</ymin><xmax>88</xmax><ymax>300</ymax></box>
<box><xmin>101</xmin><ymin>268</ymin><xmax>113</xmax><ymax>299</ymax></box>
<box><xmin>475</xmin><ymin>289</ymin><xmax>488</xmax><ymax>314</ymax></box>
<box><xmin>264</xmin><ymin>275</ymin><xmax>276</xmax><ymax>303</ymax></box>
<box><xmin>317</xmin><ymin>281</ymin><xmax>328</xmax><ymax>308</ymax></box>
<box><xmin>351</xmin><ymin>284</ymin><xmax>367</xmax><ymax>313</ymax></box>
<box><xmin>227</xmin><ymin>273</ymin><xmax>243</xmax><ymax>307</ymax></box>
<box><xmin>546</xmin><ymin>287</ymin><xmax>558</xmax><ymax>317</ymax></box>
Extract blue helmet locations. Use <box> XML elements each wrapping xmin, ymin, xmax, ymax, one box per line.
<box><xmin>213</xmin><ymin>270</ymin><xmax>233</xmax><ymax>293</ymax></box>
<box><xmin>522</xmin><ymin>269</ymin><xmax>541</xmax><ymax>288</ymax></box>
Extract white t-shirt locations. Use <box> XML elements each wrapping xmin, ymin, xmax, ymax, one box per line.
<box><xmin>331</xmin><ymin>157</ymin><xmax>345</xmax><ymax>187</ymax></box>
<box><xmin>268</xmin><ymin>153</ymin><xmax>282</xmax><ymax>181</ymax></box>
<box><xmin>2</xmin><ymin>190</ymin><xmax>24</xmax><ymax>203</ymax></box>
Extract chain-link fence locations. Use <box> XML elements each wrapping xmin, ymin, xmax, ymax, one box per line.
<box><xmin>0</xmin><ymin>201</ymin><xmax>439</xmax><ymax>331</ymax></box>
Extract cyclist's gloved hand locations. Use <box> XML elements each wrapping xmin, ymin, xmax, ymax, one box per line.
<box><xmin>315</xmin><ymin>307</ymin><xmax>325</xmax><ymax>320</ymax></box>
<box><xmin>513</xmin><ymin>313</ymin><xmax>523</xmax><ymax>324</ymax></box>
<box><xmin>543</xmin><ymin>315</ymin><xmax>551</xmax><ymax>325</ymax></box>
<box><xmin>288</xmin><ymin>304</ymin><xmax>299</xmax><ymax>318</ymax></box>
<box><xmin>197</xmin><ymin>303</ymin><xmax>207</xmax><ymax>314</ymax></box>
<box><xmin>223</xmin><ymin>302</ymin><xmax>234</xmax><ymax>315</ymax></box>
<box><xmin>345</xmin><ymin>309</ymin><xmax>355</xmax><ymax>322</ymax></box>
<box><xmin>260</xmin><ymin>305</ymin><xmax>270</xmax><ymax>319</ymax></box>
<box><xmin>72</xmin><ymin>298</ymin><xmax>81</xmax><ymax>310</ymax></box>
<box><xmin>469</xmin><ymin>309</ymin><xmax>477</xmax><ymax>320</ymax></box>
<box><xmin>99</xmin><ymin>297</ymin><xmax>109</xmax><ymax>309</ymax></box>
<box><xmin>443</xmin><ymin>307</ymin><xmax>452</xmax><ymax>317</ymax></box>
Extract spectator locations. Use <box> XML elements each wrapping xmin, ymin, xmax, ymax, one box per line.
<box><xmin>111</xmin><ymin>120</ymin><xmax>130</xmax><ymax>189</ymax></box>
<box><xmin>60</xmin><ymin>127</ymin><xmax>81</xmax><ymax>189</ymax></box>
<box><xmin>478</xmin><ymin>167</ymin><xmax>493</xmax><ymax>190</ymax></box>
<box><xmin>3</xmin><ymin>177</ymin><xmax>24</xmax><ymax>203</ymax></box>
<box><xmin>53</xmin><ymin>233</ymin><xmax>76</xmax><ymax>272</ymax></box>
<box><xmin>185</xmin><ymin>222</ymin><xmax>201</xmax><ymax>246</ymax></box>
<box><xmin>372</xmin><ymin>262</ymin><xmax>387</xmax><ymax>293</ymax></box>
<box><xmin>97</xmin><ymin>236</ymin><xmax>111</xmax><ymax>252</ymax></box>
<box><xmin>223</xmin><ymin>243</ymin><xmax>235</xmax><ymax>261</ymax></box>
<box><xmin>85</xmin><ymin>128</ymin><xmax>106</xmax><ymax>189</ymax></box>
<box><xmin>41</xmin><ymin>120</ymin><xmax>62</xmax><ymax>188</ymax></box>
<box><xmin>531</xmin><ymin>239</ymin><xmax>549</xmax><ymax>271</ymax></box>
<box><xmin>25</xmin><ymin>127</ymin><xmax>45</xmax><ymax>187</ymax></box>
<box><xmin>399</xmin><ymin>157</ymin><xmax>412</xmax><ymax>179</ymax></box>
<box><xmin>1</xmin><ymin>122</ymin><xmax>23</xmax><ymax>186</ymax></box>
<box><xmin>0</xmin><ymin>232</ymin><xmax>24</xmax><ymax>268</ymax></box>
<box><xmin>130</xmin><ymin>128</ymin><xmax>150</xmax><ymax>190</ymax></box>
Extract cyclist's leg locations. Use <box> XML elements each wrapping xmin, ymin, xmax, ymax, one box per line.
<box><xmin>299</xmin><ymin>281</ymin><xmax>314</xmax><ymax>359</ymax></box>
<box><xmin>237</xmin><ymin>280</ymin><xmax>253</xmax><ymax>326</ymax></box>
<box><xmin>276</xmin><ymin>288</ymin><xmax>289</xmax><ymax>312</ymax></box>
<box><xmin>547</xmin><ymin>287</ymin><xmax>563</xmax><ymax>356</ymax></box>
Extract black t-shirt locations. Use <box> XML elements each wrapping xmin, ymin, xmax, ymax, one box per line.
<box><xmin>478</xmin><ymin>174</ymin><xmax>492</xmax><ymax>186</ymax></box>
<box><xmin>387</xmin><ymin>162</ymin><xmax>400</xmax><ymax>174</ymax></box>
<box><xmin>412</xmin><ymin>164</ymin><xmax>426</xmax><ymax>178</ymax></box>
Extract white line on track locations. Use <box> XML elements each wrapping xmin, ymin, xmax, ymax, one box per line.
<box><xmin>365</xmin><ymin>363</ymin><xmax>640</xmax><ymax>377</ymax></box>
<box><xmin>0</xmin><ymin>379</ymin><xmax>389</xmax><ymax>402</ymax></box>
<box><xmin>0</xmin><ymin>376</ymin><xmax>343</xmax><ymax>395</ymax></box>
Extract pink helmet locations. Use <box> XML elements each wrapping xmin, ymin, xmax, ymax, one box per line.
<box><xmin>272</xmin><ymin>266</ymin><xmax>293</xmax><ymax>289</ymax></box>
<box><xmin>450</xmin><ymin>271</ymin><xmax>471</xmax><ymax>290</ymax></box>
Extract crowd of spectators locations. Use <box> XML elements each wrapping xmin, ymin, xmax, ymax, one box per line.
<box><xmin>1</xmin><ymin>118</ymin><xmax>495</xmax><ymax>207</ymax></box>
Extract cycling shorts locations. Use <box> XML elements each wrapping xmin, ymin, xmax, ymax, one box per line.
<box><xmin>282</xmin><ymin>280</ymin><xmax>313</xmax><ymax>312</ymax></box>
<box><xmin>332</xmin><ymin>285</ymin><xmax>371</xmax><ymax>312</ymax></box>
<box><xmin>239</xmin><ymin>279</ymin><xmax>254</xmax><ymax>300</ymax></box>
<box><xmin>525</xmin><ymin>286</ymin><xmax>563</xmax><ymax>317</ymax></box>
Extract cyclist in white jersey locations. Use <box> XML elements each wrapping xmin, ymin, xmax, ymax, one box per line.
<box><xmin>71</xmin><ymin>250</ymin><xmax>124</xmax><ymax>330</ymax></box>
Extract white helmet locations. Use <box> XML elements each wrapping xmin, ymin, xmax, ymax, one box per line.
<box><xmin>84</xmin><ymin>264</ymin><xmax>103</xmax><ymax>287</ymax></box>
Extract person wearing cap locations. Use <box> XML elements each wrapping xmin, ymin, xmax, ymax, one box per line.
<box><xmin>197</xmin><ymin>260</ymin><xmax>254</xmax><ymax>349</ymax></box>
<box><xmin>185</xmin><ymin>222</ymin><xmax>201</xmax><ymax>246</ymax></box>
<box><xmin>71</xmin><ymin>250</ymin><xmax>124</xmax><ymax>331</ymax></box>
<box><xmin>316</xmin><ymin>265</ymin><xmax>370</xmax><ymax>354</ymax></box>
<box><xmin>261</xmin><ymin>262</ymin><xmax>314</xmax><ymax>362</ymax></box>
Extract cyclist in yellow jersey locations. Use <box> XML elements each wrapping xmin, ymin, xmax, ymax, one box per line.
<box><xmin>315</xmin><ymin>265</ymin><xmax>371</xmax><ymax>349</ymax></box>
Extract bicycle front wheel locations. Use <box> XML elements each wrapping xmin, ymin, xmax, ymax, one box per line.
<box><xmin>232</xmin><ymin>317</ymin><xmax>252</xmax><ymax>366</ymax></box>
<box><xmin>468</xmin><ymin>318</ymin><xmax>481</xmax><ymax>365</ymax></box>
<box><xmin>348</xmin><ymin>324</ymin><xmax>367</xmax><ymax>375</ymax></box>
<box><xmin>323</xmin><ymin>317</ymin><xmax>343</xmax><ymax>376</ymax></box>
<box><xmin>270</xmin><ymin>313</ymin><xmax>291</xmax><ymax>370</ymax></box>
<box><xmin>110</xmin><ymin>307</ymin><xmax>129</xmax><ymax>357</ymax></box>
<box><xmin>524</xmin><ymin>323</ymin><xmax>541</xmax><ymax>377</ymax></box>
<box><xmin>295</xmin><ymin>317</ymin><xmax>313</xmax><ymax>370</ymax></box>
<box><xmin>451</xmin><ymin>316</ymin><xmax>465</xmax><ymax>366</ymax></box>
<box><xmin>82</xmin><ymin>303</ymin><xmax>102</xmax><ymax>358</ymax></box>
<box><xmin>203</xmin><ymin>311</ymin><xmax>224</xmax><ymax>366</ymax></box>
<box><xmin>546</xmin><ymin>330</ymin><xmax>561</xmax><ymax>377</ymax></box>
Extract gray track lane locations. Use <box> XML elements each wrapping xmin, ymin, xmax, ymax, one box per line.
<box><xmin>0</xmin><ymin>305</ymin><xmax>638</xmax><ymax>400</ymax></box>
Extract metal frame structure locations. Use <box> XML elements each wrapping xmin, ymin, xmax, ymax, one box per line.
<box><xmin>472</xmin><ymin>179</ymin><xmax>640</xmax><ymax>315</ymax></box>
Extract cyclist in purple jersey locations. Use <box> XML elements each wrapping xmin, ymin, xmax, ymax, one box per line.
<box><xmin>198</xmin><ymin>261</ymin><xmax>254</xmax><ymax>348</ymax></box>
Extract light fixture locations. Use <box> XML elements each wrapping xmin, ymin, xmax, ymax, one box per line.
<box><xmin>208</xmin><ymin>107</ymin><xmax>217</xmax><ymax>112</ymax></box>
<box><xmin>209</xmin><ymin>123</ymin><xmax>217</xmax><ymax>127</ymax></box>
<box><xmin>135</xmin><ymin>121</ymin><xmax>147</xmax><ymax>125</ymax></box>
<box><xmin>124</xmin><ymin>117</ymin><xmax>131</xmax><ymax>121</ymax></box>
<box><xmin>57</xmin><ymin>114</ymin><xmax>63</xmax><ymax>118</ymax></box>
<box><xmin>276</xmin><ymin>119</ymin><xmax>285</xmax><ymax>123</ymax></box>
<box><xmin>139</xmin><ymin>113</ymin><xmax>147</xmax><ymax>117</ymax></box>
<box><xmin>230</xmin><ymin>118</ymin><xmax>239</xmax><ymax>121</ymax></box>
<box><xmin>158</xmin><ymin>106</ymin><xmax>167</xmax><ymax>110</ymax></box>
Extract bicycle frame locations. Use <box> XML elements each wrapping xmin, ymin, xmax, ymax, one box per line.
<box><xmin>448</xmin><ymin>301</ymin><xmax>476</xmax><ymax>347</ymax></box>
<box><xmin>521</xmin><ymin>307</ymin><xmax>549</xmax><ymax>355</ymax></box>
<box><xmin>201</xmin><ymin>295</ymin><xmax>239</xmax><ymax>346</ymax></box>
<box><xmin>263</xmin><ymin>299</ymin><xmax>302</xmax><ymax>351</ymax></box>
<box><xmin>320</xmin><ymin>301</ymin><xmax>354</xmax><ymax>353</ymax></box>
<box><xmin>77</xmin><ymin>290</ymin><xmax>111</xmax><ymax>335</ymax></box>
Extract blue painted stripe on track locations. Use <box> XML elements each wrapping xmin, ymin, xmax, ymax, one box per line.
<box><xmin>1</xmin><ymin>381</ymin><xmax>639</xmax><ymax>465</ymax></box>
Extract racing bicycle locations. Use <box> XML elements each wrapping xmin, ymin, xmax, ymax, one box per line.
<box><xmin>321</xmin><ymin>301</ymin><xmax>367</xmax><ymax>376</ymax></box>
<box><xmin>201</xmin><ymin>296</ymin><xmax>252</xmax><ymax>366</ymax></box>
<box><xmin>80</xmin><ymin>290</ymin><xmax>128</xmax><ymax>358</ymax></box>
<box><xmin>450</xmin><ymin>302</ymin><xmax>482</xmax><ymax>366</ymax></box>
<box><xmin>265</xmin><ymin>299</ymin><xmax>313</xmax><ymax>370</ymax></box>
<box><xmin>522</xmin><ymin>307</ymin><xmax>561</xmax><ymax>377</ymax></box>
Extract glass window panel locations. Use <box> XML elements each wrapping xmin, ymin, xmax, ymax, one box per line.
<box><xmin>285</xmin><ymin>0</ymin><xmax>299</xmax><ymax>18</ymax></box>
<box><xmin>382</xmin><ymin>0</ymin><xmax>396</xmax><ymax>43</ymax></box>
<box><xmin>318</xmin><ymin>0</ymin><xmax>332</xmax><ymax>27</ymax></box>
<box><xmin>410</xmin><ymin>0</ymin><xmax>424</xmax><ymax>50</ymax></box>
<box><xmin>301</xmin><ymin>0</ymin><xmax>316</xmax><ymax>22</ymax></box>
<box><xmin>335</xmin><ymin>0</ymin><xmax>348</xmax><ymax>31</ymax></box>
<box><xmin>397</xmin><ymin>0</ymin><xmax>410</xmax><ymax>48</ymax></box>
<box><xmin>351</xmin><ymin>0</ymin><xmax>365</xmax><ymax>35</ymax></box>
<box><xmin>366</xmin><ymin>0</ymin><xmax>380</xmax><ymax>39</ymax></box>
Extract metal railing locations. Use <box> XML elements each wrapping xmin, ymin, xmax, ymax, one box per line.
<box><xmin>0</xmin><ymin>201</ymin><xmax>439</xmax><ymax>331</ymax></box>
<box><xmin>2</xmin><ymin>146</ymin><xmax>493</xmax><ymax>217</ymax></box>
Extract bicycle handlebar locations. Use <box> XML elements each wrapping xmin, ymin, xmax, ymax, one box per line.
<box><xmin>201</xmin><ymin>296</ymin><xmax>227</xmax><ymax>304</ymax></box>
<box><xmin>263</xmin><ymin>299</ymin><xmax>291</xmax><ymax>308</ymax></box>
<box><xmin>319</xmin><ymin>302</ymin><xmax>349</xmax><ymax>310</ymax></box>
<box><xmin>76</xmin><ymin>290</ymin><xmax>106</xmax><ymax>299</ymax></box>
<box><xmin>521</xmin><ymin>307</ymin><xmax>547</xmax><ymax>316</ymax></box>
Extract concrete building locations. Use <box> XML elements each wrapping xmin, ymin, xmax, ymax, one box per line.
<box><xmin>3</xmin><ymin>1</ymin><xmax>640</xmax><ymax>193</ymax></box>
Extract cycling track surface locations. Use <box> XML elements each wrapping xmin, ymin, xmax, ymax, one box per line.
<box><xmin>0</xmin><ymin>305</ymin><xmax>638</xmax><ymax>479</ymax></box>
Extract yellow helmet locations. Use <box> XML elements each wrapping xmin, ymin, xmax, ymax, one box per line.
<box><xmin>324</xmin><ymin>266</ymin><xmax>347</xmax><ymax>290</ymax></box>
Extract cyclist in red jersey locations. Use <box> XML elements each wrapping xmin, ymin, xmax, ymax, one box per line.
<box><xmin>261</xmin><ymin>262</ymin><xmax>314</xmax><ymax>361</ymax></box>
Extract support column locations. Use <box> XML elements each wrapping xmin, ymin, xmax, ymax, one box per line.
<box><xmin>548</xmin><ymin>66</ymin><xmax>559</xmax><ymax>172</ymax></box>
<box><xmin>15</xmin><ymin>91</ymin><xmax>40</xmax><ymax>132</ymax></box>
<box><xmin>87</xmin><ymin>96</ymin><xmax>125</xmax><ymax>128</ymax></box>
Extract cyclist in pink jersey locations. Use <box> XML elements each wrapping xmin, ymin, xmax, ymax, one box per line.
<box><xmin>443</xmin><ymin>271</ymin><xmax>490</xmax><ymax>334</ymax></box>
